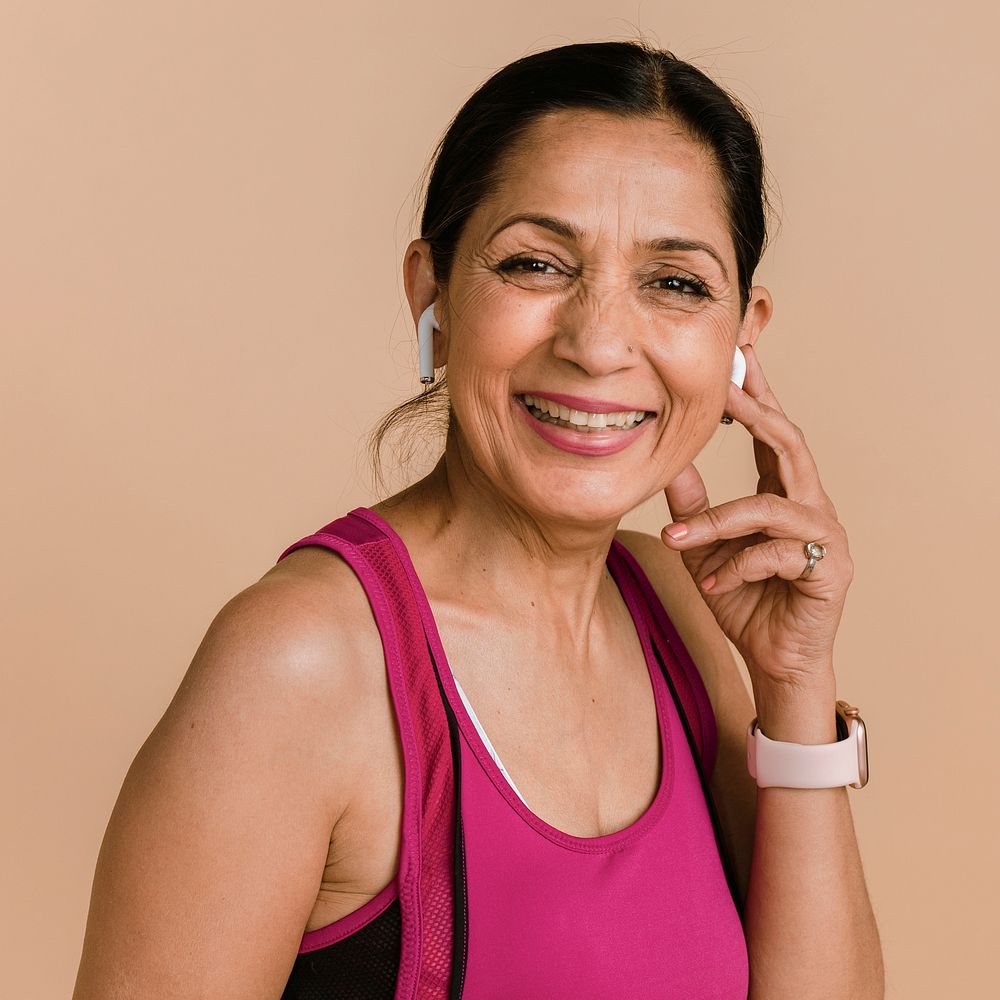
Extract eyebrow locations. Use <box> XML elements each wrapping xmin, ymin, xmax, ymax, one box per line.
<box><xmin>486</xmin><ymin>213</ymin><xmax>729</xmax><ymax>281</ymax></box>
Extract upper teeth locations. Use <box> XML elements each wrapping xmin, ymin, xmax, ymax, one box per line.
<box><xmin>522</xmin><ymin>394</ymin><xmax>647</xmax><ymax>429</ymax></box>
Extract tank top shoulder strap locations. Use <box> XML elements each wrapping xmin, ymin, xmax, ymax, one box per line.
<box><xmin>607</xmin><ymin>538</ymin><xmax>719</xmax><ymax>780</ymax></box>
<box><xmin>276</xmin><ymin>507</ymin><xmax>459</xmax><ymax>999</ymax></box>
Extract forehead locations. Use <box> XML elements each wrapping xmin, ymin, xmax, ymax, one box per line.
<box><xmin>470</xmin><ymin>110</ymin><xmax>730</xmax><ymax>250</ymax></box>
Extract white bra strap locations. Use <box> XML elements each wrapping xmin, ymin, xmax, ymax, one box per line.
<box><xmin>450</xmin><ymin>669</ymin><xmax>529</xmax><ymax>807</ymax></box>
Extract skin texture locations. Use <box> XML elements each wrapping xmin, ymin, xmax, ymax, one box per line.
<box><xmin>73</xmin><ymin>109</ymin><xmax>883</xmax><ymax>999</ymax></box>
<box><xmin>419</xmin><ymin>110</ymin><xmax>766</xmax><ymax>538</ymax></box>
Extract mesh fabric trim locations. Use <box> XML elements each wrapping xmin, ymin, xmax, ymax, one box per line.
<box><xmin>281</xmin><ymin>899</ymin><xmax>401</xmax><ymax>1000</ymax></box>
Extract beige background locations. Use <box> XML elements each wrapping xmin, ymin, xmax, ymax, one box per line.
<box><xmin>2</xmin><ymin>2</ymin><xmax>997</xmax><ymax>996</ymax></box>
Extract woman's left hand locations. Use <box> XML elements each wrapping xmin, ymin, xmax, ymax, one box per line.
<box><xmin>660</xmin><ymin>344</ymin><xmax>852</xmax><ymax>690</ymax></box>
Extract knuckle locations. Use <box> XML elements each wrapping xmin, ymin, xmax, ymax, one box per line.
<box><xmin>826</xmin><ymin>523</ymin><xmax>850</xmax><ymax>554</ymax></box>
<box><xmin>843</xmin><ymin>554</ymin><xmax>855</xmax><ymax>582</ymax></box>
<box><xmin>732</xmin><ymin>540</ymin><xmax>778</xmax><ymax>576</ymax></box>
<box><xmin>758</xmin><ymin>492</ymin><xmax>786</xmax><ymax>521</ymax></box>
<box><xmin>703</xmin><ymin>506</ymin><xmax>726</xmax><ymax>534</ymax></box>
<box><xmin>765</xmin><ymin>538</ymin><xmax>789</xmax><ymax>565</ymax></box>
<box><xmin>774</xmin><ymin>421</ymin><xmax>805</xmax><ymax>457</ymax></box>
<box><xmin>728</xmin><ymin>547</ymin><xmax>751</xmax><ymax>575</ymax></box>
<box><xmin>785</xmin><ymin>419</ymin><xmax>805</xmax><ymax>443</ymax></box>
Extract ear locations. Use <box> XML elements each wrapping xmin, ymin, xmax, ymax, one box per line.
<box><xmin>736</xmin><ymin>285</ymin><xmax>773</xmax><ymax>349</ymax></box>
<box><xmin>403</xmin><ymin>238</ymin><xmax>448</xmax><ymax>367</ymax></box>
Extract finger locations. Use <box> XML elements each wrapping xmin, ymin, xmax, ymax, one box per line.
<box><xmin>742</xmin><ymin>345</ymin><xmax>791</xmax><ymax>497</ymax></box>
<box><xmin>724</xmin><ymin>379</ymin><xmax>830</xmax><ymax>508</ymax></box>
<box><xmin>668</xmin><ymin>532</ymin><xmax>749</xmax><ymax>589</ymax></box>
<box><xmin>728</xmin><ymin>346</ymin><xmax>783</xmax><ymax>495</ymax></box>
<box><xmin>700</xmin><ymin>537</ymin><xmax>842</xmax><ymax>596</ymax></box>
<box><xmin>662</xmin><ymin>465</ymin><xmax>720</xmax><ymax>581</ymax></box>
<box><xmin>663</xmin><ymin>462</ymin><xmax>711</xmax><ymax>523</ymax></box>
<box><xmin>741</xmin><ymin>343</ymin><xmax>786</xmax><ymax>415</ymax></box>
<box><xmin>690</xmin><ymin>537</ymin><xmax>756</xmax><ymax>583</ymax></box>
<box><xmin>661</xmin><ymin>493</ymin><xmax>836</xmax><ymax>548</ymax></box>
<box><xmin>739</xmin><ymin>345</ymin><xmax>834</xmax><ymax>508</ymax></box>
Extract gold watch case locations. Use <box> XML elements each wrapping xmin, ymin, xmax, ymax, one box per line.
<box><xmin>836</xmin><ymin>699</ymin><xmax>869</xmax><ymax>788</ymax></box>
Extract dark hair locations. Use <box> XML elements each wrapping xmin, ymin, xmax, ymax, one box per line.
<box><xmin>370</xmin><ymin>39</ymin><xmax>774</xmax><ymax>490</ymax></box>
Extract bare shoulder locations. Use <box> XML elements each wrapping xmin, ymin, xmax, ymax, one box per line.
<box><xmin>164</xmin><ymin>542</ymin><xmax>388</xmax><ymax>807</ymax></box>
<box><xmin>614</xmin><ymin>528</ymin><xmax>757</xmax><ymax>906</ymax></box>
<box><xmin>196</xmin><ymin>542</ymin><xmax>376</xmax><ymax>678</ymax></box>
<box><xmin>73</xmin><ymin>543</ymin><xmax>385</xmax><ymax>999</ymax></box>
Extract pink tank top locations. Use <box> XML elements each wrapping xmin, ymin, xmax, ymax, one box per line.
<box><xmin>276</xmin><ymin>507</ymin><xmax>748</xmax><ymax>1000</ymax></box>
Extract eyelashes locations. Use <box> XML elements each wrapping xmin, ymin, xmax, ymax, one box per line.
<box><xmin>650</xmin><ymin>274</ymin><xmax>710</xmax><ymax>298</ymax></box>
<box><xmin>495</xmin><ymin>255</ymin><xmax>711</xmax><ymax>298</ymax></box>
<box><xmin>497</xmin><ymin>257</ymin><xmax>564</xmax><ymax>274</ymax></box>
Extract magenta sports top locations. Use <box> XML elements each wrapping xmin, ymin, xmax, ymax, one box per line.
<box><xmin>276</xmin><ymin>507</ymin><xmax>748</xmax><ymax>1000</ymax></box>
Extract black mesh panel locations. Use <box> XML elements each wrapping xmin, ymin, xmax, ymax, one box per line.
<box><xmin>280</xmin><ymin>898</ymin><xmax>401</xmax><ymax>1000</ymax></box>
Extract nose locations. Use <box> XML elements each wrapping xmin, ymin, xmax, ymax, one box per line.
<box><xmin>549</xmin><ymin>287</ymin><xmax>638</xmax><ymax>378</ymax></box>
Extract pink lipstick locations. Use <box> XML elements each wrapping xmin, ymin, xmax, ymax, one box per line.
<box><xmin>513</xmin><ymin>395</ymin><xmax>654</xmax><ymax>457</ymax></box>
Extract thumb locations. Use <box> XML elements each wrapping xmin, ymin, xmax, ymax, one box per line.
<box><xmin>663</xmin><ymin>463</ymin><xmax>710</xmax><ymax>524</ymax></box>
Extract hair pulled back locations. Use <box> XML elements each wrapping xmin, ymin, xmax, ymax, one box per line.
<box><xmin>371</xmin><ymin>39</ymin><xmax>773</xmax><ymax>490</ymax></box>
<box><xmin>423</xmin><ymin>40</ymin><xmax>769</xmax><ymax>311</ymax></box>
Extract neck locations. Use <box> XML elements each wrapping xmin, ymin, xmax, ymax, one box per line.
<box><xmin>375</xmin><ymin>441</ymin><xmax>626</xmax><ymax>656</ymax></box>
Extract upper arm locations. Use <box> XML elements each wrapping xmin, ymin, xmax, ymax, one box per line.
<box><xmin>73</xmin><ymin>555</ymin><xmax>379</xmax><ymax>999</ymax></box>
<box><xmin>615</xmin><ymin>529</ymin><xmax>758</xmax><ymax>907</ymax></box>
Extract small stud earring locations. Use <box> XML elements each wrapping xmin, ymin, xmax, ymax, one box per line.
<box><xmin>720</xmin><ymin>414</ymin><xmax>734</xmax><ymax>425</ymax></box>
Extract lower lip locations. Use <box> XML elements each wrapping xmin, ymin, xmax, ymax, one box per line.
<box><xmin>513</xmin><ymin>397</ymin><xmax>654</xmax><ymax>456</ymax></box>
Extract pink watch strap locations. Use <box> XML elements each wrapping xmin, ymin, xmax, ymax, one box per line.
<box><xmin>746</xmin><ymin>718</ymin><xmax>863</xmax><ymax>788</ymax></box>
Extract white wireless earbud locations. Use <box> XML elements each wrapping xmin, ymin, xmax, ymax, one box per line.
<box><xmin>418</xmin><ymin>302</ymin><xmax>440</xmax><ymax>384</ymax></box>
<box><xmin>730</xmin><ymin>346</ymin><xmax>747</xmax><ymax>389</ymax></box>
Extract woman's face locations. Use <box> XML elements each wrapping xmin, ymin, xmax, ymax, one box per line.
<box><xmin>435</xmin><ymin>109</ymin><xmax>767</xmax><ymax>527</ymax></box>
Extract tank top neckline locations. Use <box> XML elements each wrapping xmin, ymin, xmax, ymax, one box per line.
<box><xmin>350</xmin><ymin>505</ymin><xmax>675</xmax><ymax>854</ymax></box>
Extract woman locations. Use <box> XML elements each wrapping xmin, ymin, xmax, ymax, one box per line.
<box><xmin>73</xmin><ymin>41</ymin><xmax>884</xmax><ymax>999</ymax></box>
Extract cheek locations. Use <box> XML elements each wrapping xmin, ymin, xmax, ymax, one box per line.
<box><xmin>648</xmin><ymin>312</ymin><xmax>736</xmax><ymax>449</ymax></box>
<box><xmin>650</xmin><ymin>310</ymin><xmax>735</xmax><ymax>395</ymax></box>
<box><xmin>443</xmin><ymin>287</ymin><xmax>523</xmax><ymax>442</ymax></box>
<box><xmin>447</xmin><ymin>281</ymin><xmax>553</xmax><ymax>377</ymax></box>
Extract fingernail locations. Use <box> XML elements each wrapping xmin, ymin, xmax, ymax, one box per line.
<box><xmin>664</xmin><ymin>523</ymin><xmax>688</xmax><ymax>540</ymax></box>
<box><xmin>700</xmin><ymin>574</ymin><xmax>716</xmax><ymax>591</ymax></box>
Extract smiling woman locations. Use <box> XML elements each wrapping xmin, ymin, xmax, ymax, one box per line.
<box><xmin>73</xmin><ymin>39</ymin><xmax>884</xmax><ymax>1000</ymax></box>
<box><xmin>411</xmin><ymin>108</ymin><xmax>762</xmax><ymax>527</ymax></box>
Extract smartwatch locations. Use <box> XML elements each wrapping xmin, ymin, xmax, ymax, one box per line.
<box><xmin>746</xmin><ymin>699</ymin><xmax>869</xmax><ymax>789</ymax></box>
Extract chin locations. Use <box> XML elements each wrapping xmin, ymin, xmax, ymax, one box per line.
<box><xmin>506</xmin><ymin>471</ymin><xmax>646</xmax><ymax>530</ymax></box>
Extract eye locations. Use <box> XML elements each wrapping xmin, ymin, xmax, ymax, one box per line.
<box><xmin>651</xmin><ymin>274</ymin><xmax>710</xmax><ymax>298</ymax></box>
<box><xmin>496</xmin><ymin>255</ymin><xmax>565</xmax><ymax>276</ymax></box>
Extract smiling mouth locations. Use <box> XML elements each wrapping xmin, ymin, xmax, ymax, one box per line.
<box><xmin>516</xmin><ymin>394</ymin><xmax>654</xmax><ymax>431</ymax></box>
